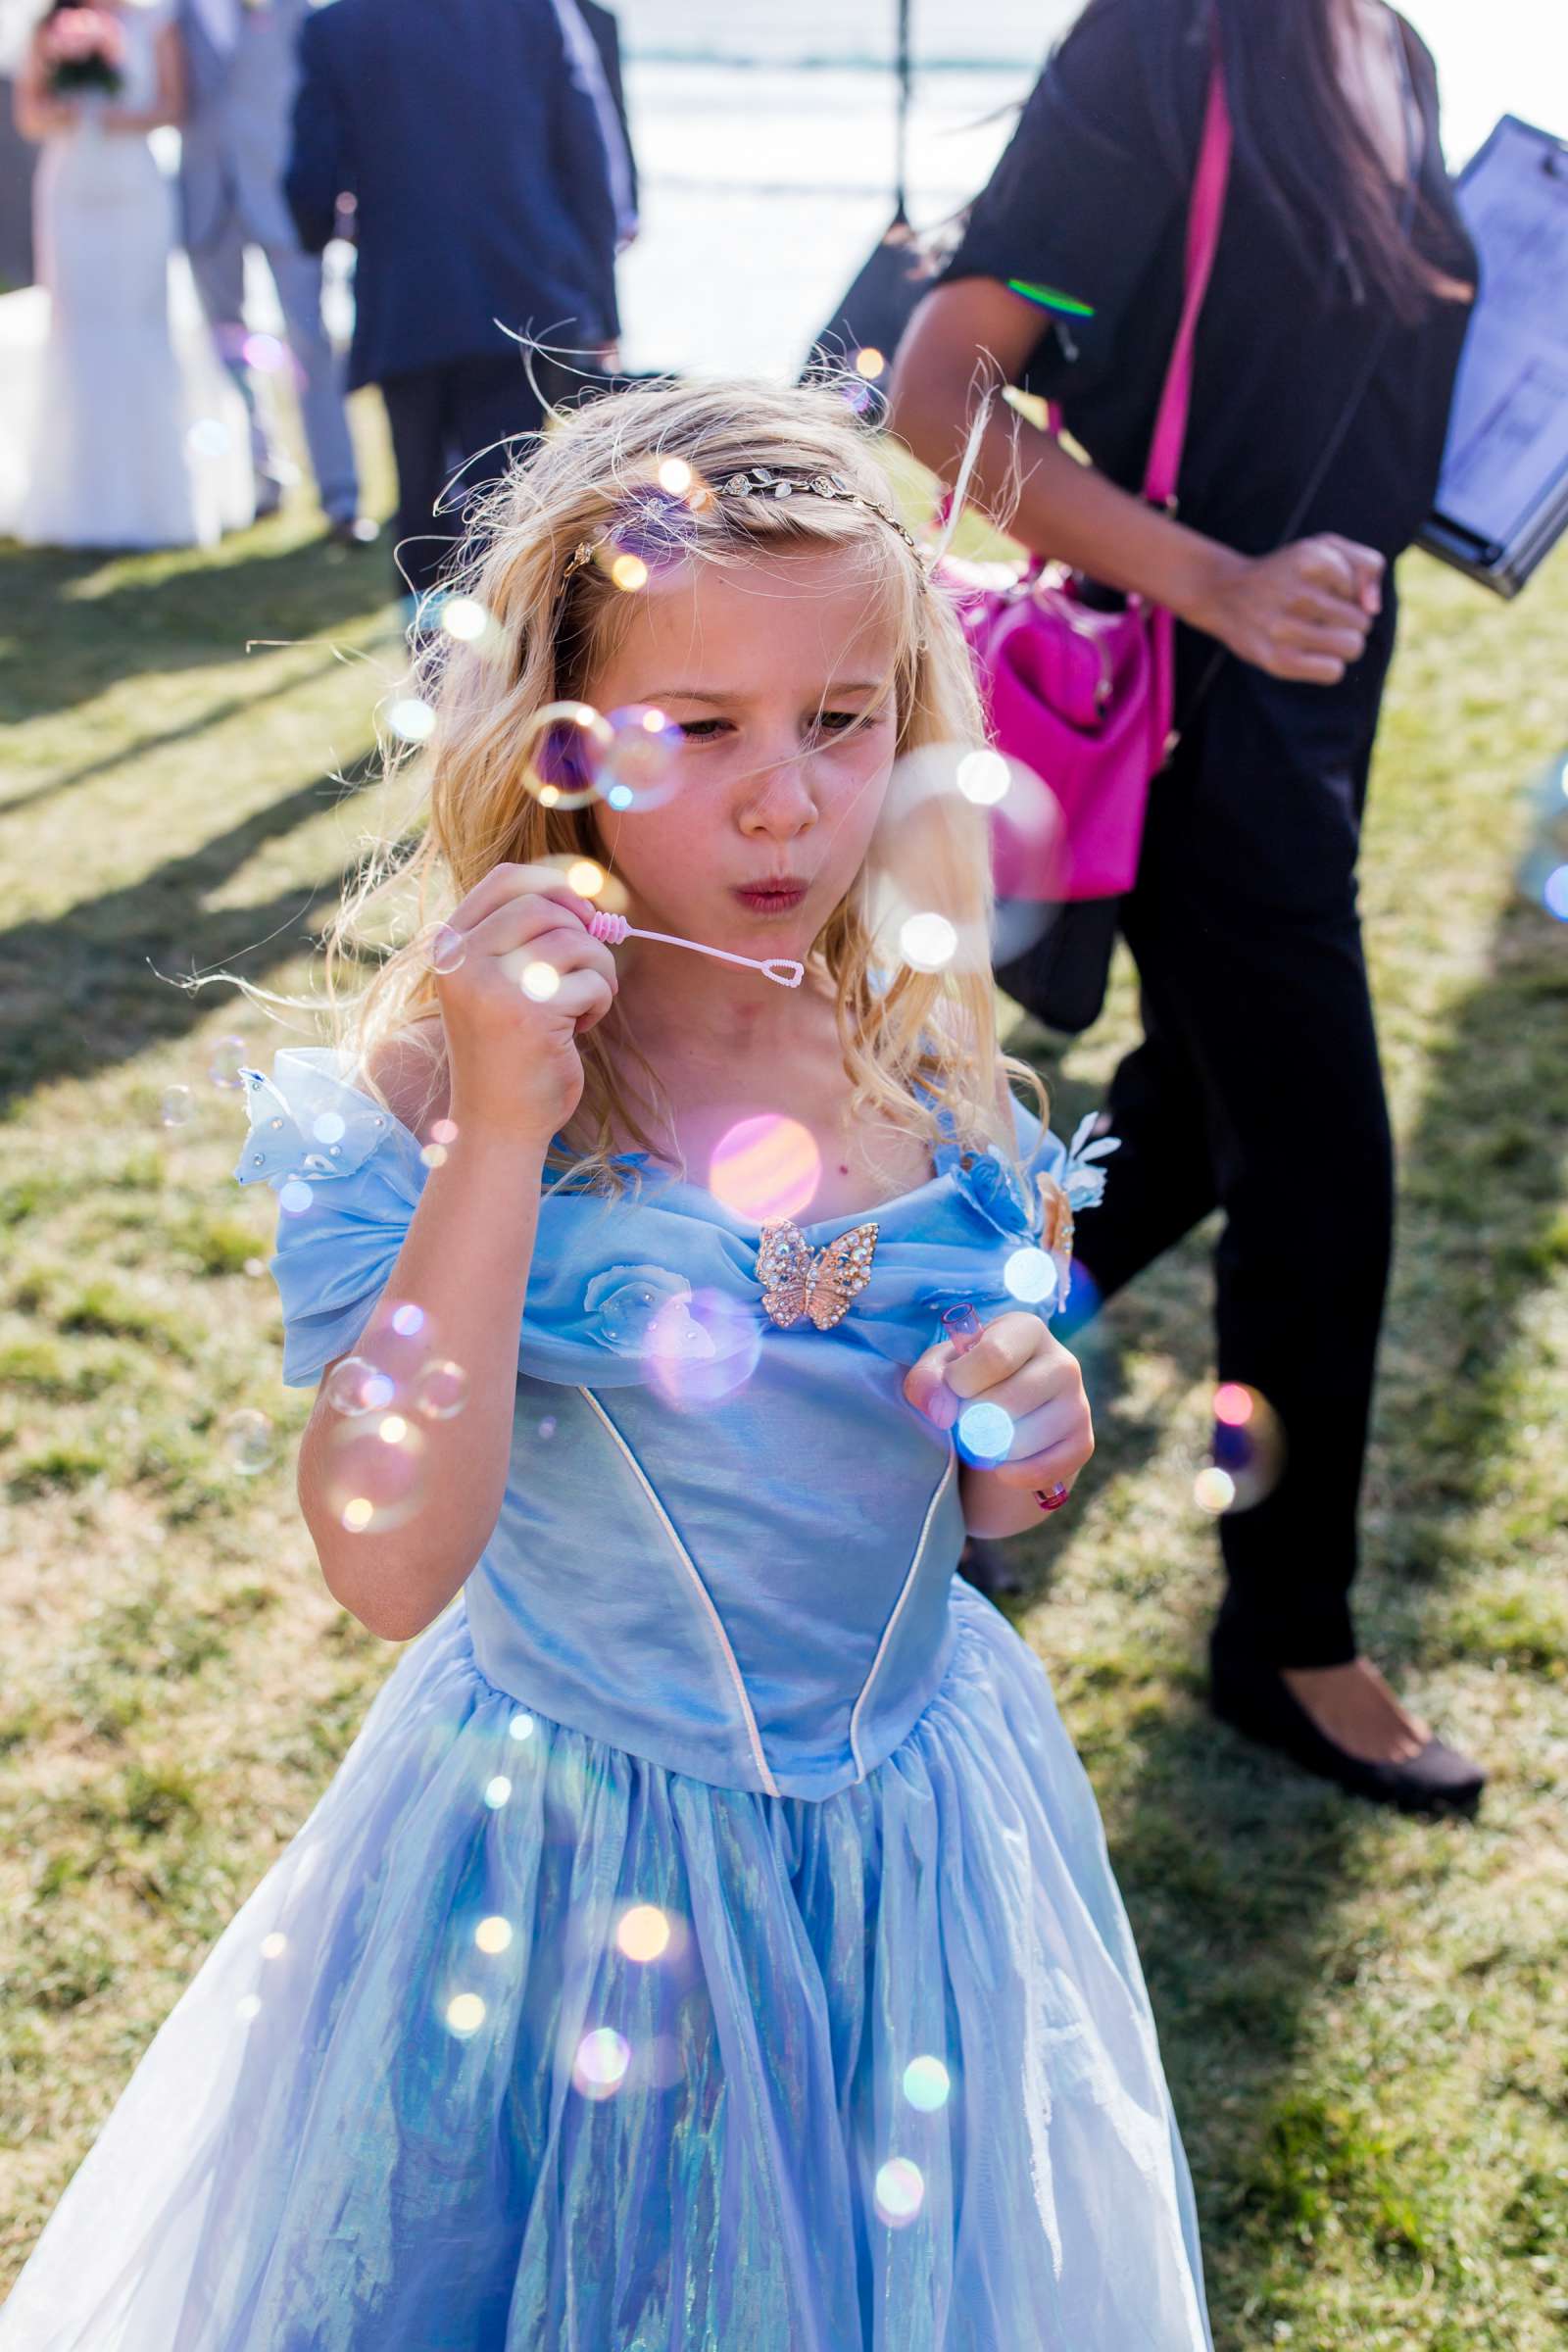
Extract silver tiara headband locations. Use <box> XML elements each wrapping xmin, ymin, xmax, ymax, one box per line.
<box><xmin>557</xmin><ymin>465</ymin><xmax>919</xmax><ymax>604</ymax></box>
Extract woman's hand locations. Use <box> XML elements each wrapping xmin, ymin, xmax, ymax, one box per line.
<box><xmin>430</xmin><ymin>862</ymin><xmax>618</xmax><ymax>1148</ymax></box>
<box><xmin>904</xmin><ymin>1310</ymin><xmax>1094</xmax><ymax>1494</ymax></box>
<box><xmin>1189</xmin><ymin>533</ymin><xmax>1386</xmax><ymax>685</ymax></box>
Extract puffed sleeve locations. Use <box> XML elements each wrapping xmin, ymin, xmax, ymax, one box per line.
<box><xmin>233</xmin><ymin>1049</ymin><xmax>427</xmax><ymax>1388</ymax></box>
<box><xmin>940</xmin><ymin>0</ymin><xmax>1201</xmax><ymax>405</ymax></box>
<box><xmin>1009</xmin><ymin>1094</ymin><xmax>1119</xmax><ymax>1318</ymax></box>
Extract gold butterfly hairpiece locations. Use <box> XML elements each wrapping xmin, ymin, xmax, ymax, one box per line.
<box><xmin>756</xmin><ymin>1219</ymin><xmax>879</xmax><ymax>1332</ymax></box>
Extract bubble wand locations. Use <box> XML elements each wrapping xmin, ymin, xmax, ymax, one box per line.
<box><xmin>585</xmin><ymin>909</ymin><xmax>803</xmax><ymax>989</ymax></box>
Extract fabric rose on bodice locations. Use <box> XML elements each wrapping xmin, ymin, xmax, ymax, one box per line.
<box><xmin>583</xmin><ymin>1265</ymin><xmax>716</xmax><ymax>1362</ymax></box>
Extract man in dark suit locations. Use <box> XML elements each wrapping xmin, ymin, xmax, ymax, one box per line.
<box><xmin>285</xmin><ymin>0</ymin><xmax>624</xmax><ymax>603</ymax></box>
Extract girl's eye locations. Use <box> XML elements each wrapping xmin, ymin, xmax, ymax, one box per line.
<box><xmin>677</xmin><ymin>717</ymin><xmax>731</xmax><ymax>742</ymax></box>
<box><xmin>814</xmin><ymin>707</ymin><xmax>887</xmax><ymax>738</ymax></box>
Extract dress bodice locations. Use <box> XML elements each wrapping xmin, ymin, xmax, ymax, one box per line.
<box><xmin>235</xmin><ymin>1050</ymin><xmax>1114</xmax><ymax>1800</ymax></box>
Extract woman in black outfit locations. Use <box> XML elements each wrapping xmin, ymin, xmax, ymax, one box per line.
<box><xmin>890</xmin><ymin>0</ymin><xmax>1485</xmax><ymax>1812</ymax></box>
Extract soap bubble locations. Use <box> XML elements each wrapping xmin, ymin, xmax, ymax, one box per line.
<box><xmin>956</xmin><ymin>749</ymin><xmax>1010</xmax><ymax>807</ymax></box>
<box><xmin>187</xmin><ymin>418</ymin><xmax>230</xmax><ymax>459</ymax></box>
<box><xmin>414</xmin><ymin>1359</ymin><xmax>468</xmax><ymax>1419</ymax></box>
<box><xmin>956</xmin><ymin>1399</ymin><xmax>1013</xmax><ymax>1464</ymax></box>
<box><xmin>321</xmin><ymin>1411</ymin><xmax>429</xmax><ymax>1534</ymax></box>
<box><xmin>610</xmin><ymin>553</ymin><xmax>648</xmax><ymax>592</ymax></box>
<box><xmin>1205</xmin><ymin>1383</ymin><xmax>1285</xmax><ymax>1512</ymax></box>
<box><xmin>241</xmin><ymin>331</ymin><xmax>288</xmax><ymax>375</ymax></box>
<box><xmin>902</xmin><ymin>2056</ymin><xmax>952</xmax><ymax>2112</ymax></box>
<box><xmin>708</xmin><ymin>1113</ymin><xmax>821</xmax><ymax>1223</ymax></box>
<box><xmin>520</xmin><ymin>960</ymin><xmax>560</xmax><ymax>1002</ymax></box>
<box><xmin>388</xmin><ymin>697</ymin><xmax>436</xmax><ymax>745</ymax></box>
<box><xmin>520</xmin><ymin>702</ymin><xmax>613</xmax><ymax>810</ymax></box>
<box><xmin>208</xmin><ymin>1035</ymin><xmax>248</xmax><ymax>1090</ymax></box>
<box><xmin>572</xmin><ymin>2027</ymin><xmax>631</xmax><ymax>2100</ymax></box>
<box><xmin>446</xmin><ymin>1993</ymin><xmax>486</xmax><ymax>2036</ymax></box>
<box><xmin>235</xmin><ymin>1991</ymin><xmax>263</xmax><ymax>2023</ymax></box>
<box><xmin>323</xmin><ymin>1355</ymin><xmax>397</xmax><ymax>1416</ymax></box>
<box><xmin>615</xmin><ymin>1904</ymin><xmax>672</xmax><ymax>1963</ymax></box>
<box><xmin>440</xmin><ymin>596</ymin><xmax>492</xmax><ymax>644</ymax></box>
<box><xmin>259</xmin><ymin>1931</ymin><xmax>288</xmax><ymax>1959</ymax></box>
<box><xmin>899</xmin><ymin>911</ymin><xmax>958</xmax><ymax>972</ymax></box>
<box><xmin>537</xmin><ymin>1416</ymin><xmax>557</xmax><ymax>1441</ymax></box>
<box><xmin>221</xmin><ymin>1408</ymin><xmax>273</xmax><ymax>1475</ymax></box>
<box><xmin>874</xmin><ymin>2157</ymin><xmax>925</xmax><ymax>2227</ymax></box>
<box><xmin>312</xmin><ymin>1111</ymin><xmax>346</xmax><ymax>1147</ymax></box>
<box><xmin>277</xmin><ymin>1177</ymin><xmax>313</xmax><ymax>1215</ymax></box>
<box><xmin>657</xmin><ymin>457</ymin><xmax>693</xmax><ymax>495</ymax></box>
<box><xmin>1004</xmin><ymin>1246</ymin><xmax>1057</xmax><ymax>1306</ymax></box>
<box><xmin>475</xmin><ymin>1916</ymin><xmax>513</xmax><ymax>1954</ymax></box>
<box><xmin>839</xmin><ymin>378</ymin><xmax>875</xmax><ymax>417</ymax></box>
<box><xmin>1544</xmin><ymin>864</ymin><xmax>1568</xmax><ymax>922</ymax></box>
<box><xmin>567</xmin><ymin>858</ymin><xmax>607</xmax><ymax>899</ymax></box>
<box><xmin>649</xmin><ymin>1287</ymin><xmax>761</xmax><ymax>1410</ymax></box>
<box><xmin>509</xmin><ymin>1711</ymin><xmax>536</xmax><ymax>1741</ymax></box>
<box><xmin>855</xmin><ymin>345</ymin><xmax>887</xmax><ymax>380</ymax></box>
<box><xmin>599</xmin><ymin>706</ymin><xmax>685</xmax><ymax>813</ymax></box>
<box><xmin>483</xmin><ymin>1775</ymin><xmax>512</xmax><ymax>1809</ymax></box>
<box><xmin>159</xmin><ymin>1085</ymin><xmax>193</xmax><ymax>1128</ymax></box>
<box><xmin>429</xmin><ymin>924</ymin><xmax>466</xmax><ymax>974</ymax></box>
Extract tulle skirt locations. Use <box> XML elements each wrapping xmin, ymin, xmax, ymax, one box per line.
<box><xmin>0</xmin><ymin>1585</ymin><xmax>1211</xmax><ymax>2351</ymax></box>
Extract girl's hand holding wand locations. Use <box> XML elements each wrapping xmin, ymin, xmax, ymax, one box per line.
<box><xmin>903</xmin><ymin>1307</ymin><xmax>1094</xmax><ymax>1542</ymax></box>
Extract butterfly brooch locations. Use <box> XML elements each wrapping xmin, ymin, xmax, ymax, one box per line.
<box><xmin>756</xmin><ymin>1219</ymin><xmax>879</xmax><ymax>1331</ymax></box>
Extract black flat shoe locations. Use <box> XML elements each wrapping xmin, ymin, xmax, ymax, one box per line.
<box><xmin>1208</xmin><ymin>1635</ymin><xmax>1486</xmax><ymax>1817</ymax></box>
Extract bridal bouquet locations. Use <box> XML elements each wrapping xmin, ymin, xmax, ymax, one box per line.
<box><xmin>40</xmin><ymin>6</ymin><xmax>126</xmax><ymax>98</ymax></box>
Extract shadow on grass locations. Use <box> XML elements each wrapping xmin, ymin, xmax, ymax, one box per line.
<box><xmin>0</xmin><ymin>654</ymin><xmax>349</xmax><ymax>823</ymax></box>
<box><xmin>0</xmin><ymin>526</ymin><xmax>396</xmax><ymax>727</ymax></box>
<box><xmin>0</xmin><ymin>756</ymin><xmax>380</xmax><ymax>1111</ymax></box>
<box><xmin>1003</xmin><ymin>883</ymin><xmax>1568</xmax><ymax>2345</ymax></box>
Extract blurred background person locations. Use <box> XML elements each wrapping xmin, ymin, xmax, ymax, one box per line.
<box><xmin>178</xmin><ymin>0</ymin><xmax>373</xmax><ymax>545</ymax></box>
<box><xmin>891</xmin><ymin>0</ymin><xmax>1487</xmax><ymax>1814</ymax></box>
<box><xmin>285</xmin><ymin>0</ymin><xmax>624</xmax><ymax>610</ymax></box>
<box><xmin>4</xmin><ymin>0</ymin><xmax>251</xmax><ymax>547</ymax></box>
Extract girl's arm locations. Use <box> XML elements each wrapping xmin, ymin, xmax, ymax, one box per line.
<box><xmin>104</xmin><ymin>20</ymin><xmax>185</xmax><ymax>132</ymax></box>
<box><xmin>13</xmin><ymin>35</ymin><xmax>78</xmax><ymax>141</ymax></box>
<box><xmin>298</xmin><ymin>1102</ymin><xmax>548</xmax><ymax>1643</ymax></box>
<box><xmin>888</xmin><ymin>277</ymin><xmax>1384</xmax><ymax>687</ymax></box>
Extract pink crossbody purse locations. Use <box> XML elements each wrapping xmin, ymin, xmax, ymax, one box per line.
<box><xmin>938</xmin><ymin>57</ymin><xmax>1233</xmax><ymax>903</ymax></box>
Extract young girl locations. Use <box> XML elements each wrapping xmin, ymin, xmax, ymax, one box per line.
<box><xmin>0</xmin><ymin>382</ymin><xmax>1211</xmax><ymax>2349</ymax></box>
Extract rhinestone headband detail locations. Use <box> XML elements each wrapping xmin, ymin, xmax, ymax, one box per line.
<box><xmin>558</xmin><ymin>465</ymin><xmax>918</xmax><ymax>599</ymax></box>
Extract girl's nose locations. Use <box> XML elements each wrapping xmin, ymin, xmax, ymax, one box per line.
<box><xmin>739</xmin><ymin>749</ymin><xmax>818</xmax><ymax>835</ymax></box>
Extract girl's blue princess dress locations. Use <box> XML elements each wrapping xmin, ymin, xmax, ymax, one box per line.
<box><xmin>0</xmin><ymin>1050</ymin><xmax>1210</xmax><ymax>2352</ymax></box>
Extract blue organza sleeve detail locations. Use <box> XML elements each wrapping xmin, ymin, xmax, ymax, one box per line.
<box><xmin>233</xmin><ymin>1049</ymin><xmax>427</xmax><ymax>1388</ymax></box>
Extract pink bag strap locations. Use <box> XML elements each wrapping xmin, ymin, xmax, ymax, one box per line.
<box><xmin>1141</xmin><ymin>50</ymin><xmax>1232</xmax><ymax>510</ymax></box>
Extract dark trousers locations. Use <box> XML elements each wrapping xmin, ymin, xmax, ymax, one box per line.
<box><xmin>1031</xmin><ymin>616</ymin><xmax>1399</xmax><ymax>1669</ymax></box>
<box><xmin>380</xmin><ymin>352</ymin><xmax>590</xmax><ymax>602</ymax></box>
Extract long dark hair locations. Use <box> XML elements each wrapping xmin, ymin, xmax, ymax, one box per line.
<box><xmin>1128</xmin><ymin>0</ymin><xmax>1454</xmax><ymax>321</ymax></box>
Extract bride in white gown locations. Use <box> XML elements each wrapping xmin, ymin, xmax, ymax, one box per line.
<box><xmin>4</xmin><ymin>0</ymin><xmax>252</xmax><ymax>549</ymax></box>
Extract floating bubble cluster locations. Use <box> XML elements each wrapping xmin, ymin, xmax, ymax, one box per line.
<box><xmin>874</xmin><ymin>2157</ymin><xmax>925</xmax><ymax>2227</ymax></box>
<box><xmin>708</xmin><ymin>1113</ymin><xmax>821</xmax><ymax>1223</ymax></box>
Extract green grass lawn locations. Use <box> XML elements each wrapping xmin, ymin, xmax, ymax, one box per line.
<box><xmin>2</xmin><ymin>420</ymin><xmax>1566</xmax><ymax>2347</ymax></box>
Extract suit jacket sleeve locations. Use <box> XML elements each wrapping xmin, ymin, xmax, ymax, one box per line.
<box><xmin>284</xmin><ymin>8</ymin><xmax>348</xmax><ymax>256</ymax></box>
<box><xmin>580</xmin><ymin>0</ymin><xmax>638</xmax><ymax>220</ymax></box>
<box><xmin>543</xmin><ymin>0</ymin><xmax>621</xmax><ymax>339</ymax></box>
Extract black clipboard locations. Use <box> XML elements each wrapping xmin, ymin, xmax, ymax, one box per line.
<box><xmin>1419</xmin><ymin>114</ymin><xmax>1568</xmax><ymax>599</ymax></box>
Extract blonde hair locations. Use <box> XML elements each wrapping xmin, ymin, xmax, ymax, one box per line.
<box><xmin>327</xmin><ymin>375</ymin><xmax>1048</xmax><ymax>1194</ymax></box>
